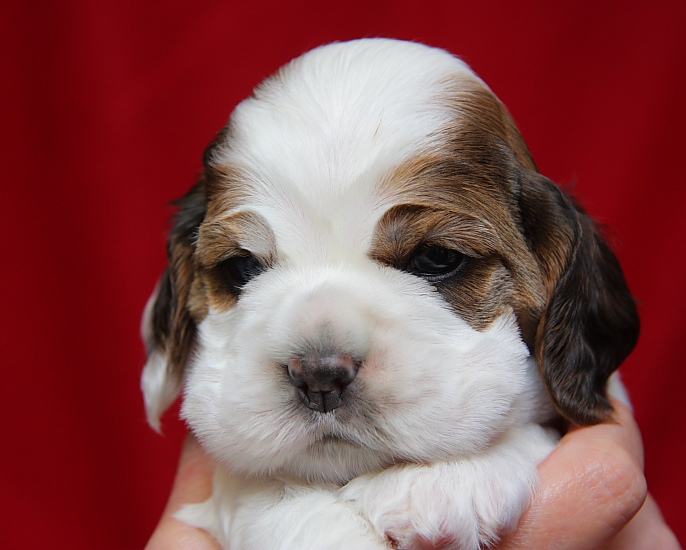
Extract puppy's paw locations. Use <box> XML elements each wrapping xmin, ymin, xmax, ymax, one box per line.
<box><xmin>340</xmin><ymin>425</ymin><xmax>557</xmax><ymax>550</ymax></box>
<box><xmin>341</xmin><ymin>463</ymin><xmax>519</xmax><ymax>549</ymax></box>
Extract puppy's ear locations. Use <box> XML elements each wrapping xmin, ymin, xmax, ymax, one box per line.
<box><xmin>519</xmin><ymin>172</ymin><xmax>640</xmax><ymax>425</ymax></box>
<box><xmin>141</xmin><ymin>181</ymin><xmax>207</xmax><ymax>432</ymax></box>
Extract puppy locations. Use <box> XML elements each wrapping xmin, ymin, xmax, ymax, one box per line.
<box><xmin>142</xmin><ymin>38</ymin><xmax>639</xmax><ymax>550</ymax></box>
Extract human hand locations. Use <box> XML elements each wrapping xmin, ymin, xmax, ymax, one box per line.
<box><xmin>145</xmin><ymin>401</ymin><xmax>681</xmax><ymax>550</ymax></box>
<box><xmin>145</xmin><ymin>434</ymin><xmax>220</xmax><ymax>550</ymax></box>
<box><xmin>498</xmin><ymin>400</ymin><xmax>681</xmax><ymax>549</ymax></box>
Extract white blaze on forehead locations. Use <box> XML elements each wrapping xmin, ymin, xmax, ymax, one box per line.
<box><xmin>211</xmin><ymin>39</ymin><xmax>482</xmax><ymax>261</ymax></box>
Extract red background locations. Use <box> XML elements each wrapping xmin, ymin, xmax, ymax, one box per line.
<box><xmin>1</xmin><ymin>1</ymin><xmax>684</xmax><ymax>548</ymax></box>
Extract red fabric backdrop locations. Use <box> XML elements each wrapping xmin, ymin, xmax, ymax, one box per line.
<box><xmin>1</xmin><ymin>1</ymin><xmax>684</xmax><ymax>548</ymax></box>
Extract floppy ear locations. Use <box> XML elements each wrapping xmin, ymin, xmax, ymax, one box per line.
<box><xmin>141</xmin><ymin>181</ymin><xmax>207</xmax><ymax>432</ymax></box>
<box><xmin>518</xmin><ymin>172</ymin><xmax>640</xmax><ymax>426</ymax></box>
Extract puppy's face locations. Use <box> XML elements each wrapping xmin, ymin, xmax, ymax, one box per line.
<box><xmin>142</xmin><ymin>40</ymin><xmax>639</xmax><ymax>484</ymax></box>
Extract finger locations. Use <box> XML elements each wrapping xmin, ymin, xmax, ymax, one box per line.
<box><xmin>499</xmin><ymin>401</ymin><xmax>647</xmax><ymax>550</ymax></box>
<box><xmin>566</xmin><ymin>401</ymin><xmax>645</xmax><ymax>470</ymax></box>
<box><xmin>606</xmin><ymin>494</ymin><xmax>682</xmax><ymax>550</ymax></box>
<box><xmin>145</xmin><ymin>434</ymin><xmax>221</xmax><ymax>550</ymax></box>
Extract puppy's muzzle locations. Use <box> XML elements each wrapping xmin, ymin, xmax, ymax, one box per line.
<box><xmin>287</xmin><ymin>354</ymin><xmax>360</xmax><ymax>413</ymax></box>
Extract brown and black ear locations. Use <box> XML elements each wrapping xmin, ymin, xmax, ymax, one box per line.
<box><xmin>141</xmin><ymin>180</ymin><xmax>207</xmax><ymax>432</ymax></box>
<box><xmin>518</xmin><ymin>172</ymin><xmax>640</xmax><ymax>426</ymax></box>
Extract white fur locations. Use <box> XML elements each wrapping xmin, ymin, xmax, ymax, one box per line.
<box><xmin>141</xmin><ymin>289</ymin><xmax>180</xmax><ymax>433</ymax></box>
<box><xmin>141</xmin><ymin>349</ymin><xmax>178</xmax><ymax>433</ymax></box>
<box><xmin>143</xmin><ymin>39</ymin><xmax>579</xmax><ymax>549</ymax></box>
<box><xmin>608</xmin><ymin>372</ymin><xmax>632</xmax><ymax>409</ymax></box>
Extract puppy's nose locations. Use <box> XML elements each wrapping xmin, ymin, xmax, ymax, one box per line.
<box><xmin>287</xmin><ymin>354</ymin><xmax>360</xmax><ymax>413</ymax></box>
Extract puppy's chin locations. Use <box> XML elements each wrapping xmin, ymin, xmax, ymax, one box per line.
<box><xmin>282</xmin><ymin>436</ymin><xmax>393</xmax><ymax>485</ymax></box>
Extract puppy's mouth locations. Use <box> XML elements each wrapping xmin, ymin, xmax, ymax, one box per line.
<box><xmin>317</xmin><ymin>432</ymin><xmax>356</xmax><ymax>445</ymax></box>
<box><xmin>307</xmin><ymin>421</ymin><xmax>388</xmax><ymax>455</ymax></box>
<box><xmin>297</xmin><ymin>385</ymin><xmax>387</xmax><ymax>453</ymax></box>
<box><xmin>305</xmin><ymin>423</ymin><xmax>358</xmax><ymax>447</ymax></box>
<box><xmin>306</xmin><ymin>423</ymin><xmax>373</xmax><ymax>453</ymax></box>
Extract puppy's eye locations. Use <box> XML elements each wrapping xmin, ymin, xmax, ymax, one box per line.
<box><xmin>216</xmin><ymin>253</ymin><xmax>265</xmax><ymax>294</ymax></box>
<box><xmin>409</xmin><ymin>245</ymin><xmax>465</xmax><ymax>281</ymax></box>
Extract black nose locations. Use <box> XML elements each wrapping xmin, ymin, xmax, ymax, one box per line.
<box><xmin>287</xmin><ymin>354</ymin><xmax>360</xmax><ymax>413</ymax></box>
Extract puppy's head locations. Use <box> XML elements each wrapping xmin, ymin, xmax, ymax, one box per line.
<box><xmin>142</xmin><ymin>39</ymin><xmax>639</xmax><ymax>482</ymax></box>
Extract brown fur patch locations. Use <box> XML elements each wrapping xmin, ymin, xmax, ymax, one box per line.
<box><xmin>146</xmin><ymin>129</ymin><xmax>255</xmax><ymax>381</ymax></box>
<box><xmin>196</xmin><ymin>211</ymin><xmax>277</xmax><ymax>312</ymax></box>
<box><xmin>370</xmin><ymin>203</ymin><xmax>523</xmax><ymax>331</ymax></box>
<box><xmin>372</xmin><ymin>87</ymin><xmax>549</xmax><ymax>343</ymax></box>
<box><xmin>372</xmin><ymin>78</ymin><xmax>638</xmax><ymax>425</ymax></box>
<box><xmin>148</xmin><ymin>181</ymin><xmax>207</xmax><ymax>382</ymax></box>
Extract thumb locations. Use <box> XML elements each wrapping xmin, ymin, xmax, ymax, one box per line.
<box><xmin>145</xmin><ymin>434</ymin><xmax>221</xmax><ymax>550</ymax></box>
